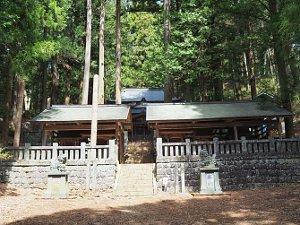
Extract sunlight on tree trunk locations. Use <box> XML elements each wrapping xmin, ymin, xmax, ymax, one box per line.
<box><xmin>82</xmin><ymin>0</ymin><xmax>92</xmax><ymax>105</ymax></box>
<box><xmin>163</xmin><ymin>0</ymin><xmax>172</xmax><ymax>103</ymax></box>
<box><xmin>98</xmin><ymin>1</ymin><xmax>106</xmax><ymax>104</ymax></box>
<box><xmin>115</xmin><ymin>0</ymin><xmax>122</xmax><ymax>105</ymax></box>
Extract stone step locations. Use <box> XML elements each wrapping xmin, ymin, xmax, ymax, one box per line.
<box><xmin>119</xmin><ymin>170</ymin><xmax>153</xmax><ymax>173</ymax></box>
<box><xmin>116</xmin><ymin>187</ymin><xmax>153</xmax><ymax>193</ymax></box>
<box><xmin>117</xmin><ymin>182</ymin><xmax>153</xmax><ymax>187</ymax></box>
<box><xmin>118</xmin><ymin>177</ymin><xmax>153</xmax><ymax>181</ymax></box>
<box><xmin>114</xmin><ymin>163</ymin><xmax>154</xmax><ymax>196</ymax></box>
<box><xmin>121</xmin><ymin>169</ymin><xmax>152</xmax><ymax>171</ymax></box>
<box><xmin>120</xmin><ymin>168</ymin><xmax>153</xmax><ymax>172</ymax></box>
<box><xmin>114</xmin><ymin>191</ymin><xmax>154</xmax><ymax>197</ymax></box>
<box><xmin>115</xmin><ymin>189</ymin><xmax>153</xmax><ymax>194</ymax></box>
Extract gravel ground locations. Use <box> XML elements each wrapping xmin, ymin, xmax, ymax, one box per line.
<box><xmin>0</xmin><ymin>184</ymin><xmax>299</xmax><ymax>225</ymax></box>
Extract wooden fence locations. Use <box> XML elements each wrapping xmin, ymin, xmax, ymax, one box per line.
<box><xmin>5</xmin><ymin>139</ymin><xmax>118</xmax><ymax>164</ymax></box>
<box><xmin>156</xmin><ymin>137</ymin><xmax>300</xmax><ymax>161</ymax></box>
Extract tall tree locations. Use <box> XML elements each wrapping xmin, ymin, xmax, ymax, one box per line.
<box><xmin>98</xmin><ymin>0</ymin><xmax>106</xmax><ymax>104</ymax></box>
<box><xmin>163</xmin><ymin>0</ymin><xmax>172</xmax><ymax>103</ymax></box>
<box><xmin>244</xmin><ymin>20</ymin><xmax>257</xmax><ymax>99</ymax></box>
<box><xmin>115</xmin><ymin>0</ymin><xmax>122</xmax><ymax>104</ymax></box>
<box><xmin>51</xmin><ymin>57</ymin><xmax>59</xmax><ymax>105</ymax></box>
<box><xmin>13</xmin><ymin>77</ymin><xmax>25</xmax><ymax>147</ymax></box>
<box><xmin>269</xmin><ymin>0</ymin><xmax>294</xmax><ymax>137</ymax></box>
<box><xmin>82</xmin><ymin>0</ymin><xmax>93</xmax><ymax>105</ymax></box>
<box><xmin>2</xmin><ymin>58</ymin><xmax>13</xmax><ymax>146</ymax></box>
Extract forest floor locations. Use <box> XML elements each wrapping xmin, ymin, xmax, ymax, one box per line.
<box><xmin>0</xmin><ymin>184</ymin><xmax>299</xmax><ymax>225</ymax></box>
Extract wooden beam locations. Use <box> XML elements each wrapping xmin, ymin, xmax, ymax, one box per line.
<box><xmin>233</xmin><ymin>126</ymin><xmax>238</xmax><ymax>140</ymax></box>
<box><xmin>150</xmin><ymin>119</ymin><xmax>273</xmax><ymax>130</ymax></box>
<box><xmin>44</xmin><ymin>123</ymin><xmax>116</xmax><ymax>131</ymax></box>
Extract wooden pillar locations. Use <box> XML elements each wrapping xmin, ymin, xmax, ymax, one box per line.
<box><xmin>41</xmin><ymin>130</ymin><xmax>49</xmax><ymax>146</ymax></box>
<box><xmin>124</xmin><ymin>130</ymin><xmax>128</xmax><ymax>154</ymax></box>
<box><xmin>156</xmin><ymin>137</ymin><xmax>163</xmax><ymax>158</ymax></box>
<box><xmin>278</xmin><ymin>117</ymin><xmax>283</xmax><ymax>138</ymax></box>
<box><xmin>42</xmin><ymin>123</ymin><xmax>49</xmax><ymax>146</ymax></box>
<box><xmin>233</xmin><ymin>126</ymin><xmax>239</xmax><ymax>140</ymax></box>
<box><xmin>155</xmin><ymin>124</ymin><xmax>160</xmax><ymax>138</ymax></box>
<box><xmin>90</xmin><ymin>75</ymin><xmax>99</xmax><ymax>160</ymax></box>
<box><xmin>115</xmin><ymin>122</ymin><xmax>123</xmax><ymax>163</ymax></box>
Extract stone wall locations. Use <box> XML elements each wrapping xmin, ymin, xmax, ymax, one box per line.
<box><xmin>156</xmin><ymin>153</ymin><xmax>300</xmax><ymax>193</ymax></box>
<box><xmin>0</xmin><ymin>161</ymin><xmax>117</xmax><ymax>191</ymax></box>
<box><xmin>219</xmin><ymin>154</ymin><xmax>300</xmax><ymax>190</ymax></box>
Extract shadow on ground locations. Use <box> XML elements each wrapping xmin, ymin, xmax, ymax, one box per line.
<box><xmin>0</xmin><ymin>184</ymin><xmax>18</xmax><ymax>197</ymax></box>
<box><xmin>4</xmin><ymin>186</ymin><xmax>299</xmax><ymax>225</ymax></box>
<box><xmin>0</xmin><ymin>159</ymin><xmax>18</xmax><ymax>197</ymax></box>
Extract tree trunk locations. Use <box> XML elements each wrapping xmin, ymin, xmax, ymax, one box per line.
<box><xmin>199</xmin><ymin>74</ymin><xmax>208</xmax><ymax>102</ymax></box>
<box><xmin>51</xmin><ymin>58</ymin><xmax>59</xmax><ymax>105</ymax></box>
<box><xmin>213</xmin><ymin>77</ymin><xmax>223</xmax><ymax>101</ymax></box>
<box><xmin>64</xmin><ymin>70</ymin><xmax>71</xmax><ymax>105</ymax></box>
<box><xmin>244</xmin><ymin>49</ymin><xmax>257</xmax><ymax>99</ymax></box>
<box><xmin>115</xmin><ymin>0</ymin><xmax>122</xmax><ymax>104</ymax></box>
<box><xmin>91</xmin><ymin>75</ymin><xmax>99</xmax><ymax>147</ymax></box>
<box><xmin>269</xmin><ymin>0</ymin><xmax>294</xmax><ymax>137</ymax></box>
<box><xmin>2</xmin><ymin>59</ymin><xmax>13</xmax><ymax>146</ymax></box>
<box><xmin>82</xmin><ymin>0</ymin><xmax>92</xmax><ymax>105</ymax></box>
<box><xmin>41</xmin><ymin>61</ymin><xmax>48</xmax><ymax>111</ymax></box>
<box><xmin>211</xmin><ymin>56</ymin><xmax>223</xmax><ymax>101</ymax></box>
<box><xmin>163</xmin><ymin>0</ymin><xmax>172</xmax><ymax>103</ymax></box>
<box><xmin>13</xmin><ymin>77</ymin><xmax>25</xmax><ymax>147</ymax></box>
<box><xmin>98</xmin><ymin>1</ymin><xmax>106</xmax><ymax>104</ymax></box>
<box><xmin>163</xmin><ymin>0</ymin><xmax>170</xmax><ymax>46</ymax></box>
<box><xmin>208</xmin><ymin>13</ymin><xmax>223</xmax><ymax>101</ymax></box>
<box><xmin>285</xmin><ymin>45</ymin><xmax>300</xmax><ymax>95</ymax></box>
<box><xmin>245</xmin><ymin>21</ymin><xmax>257</xmax><ymax>99</ymax></box>
<box><xmin>175</xmin><ymin>0</ymin><xmax>181</xmax><ymax>11</ymax></box>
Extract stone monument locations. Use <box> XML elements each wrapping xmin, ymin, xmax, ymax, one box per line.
<box><xmin>199</xmin><ymin>153</ymin><xmax>222</xmax><ymax>195</ymax></box>
<box><xmin>45</xmin><ymin>155</ymin><xmax>69</xmax><ymax>198</ymax></box>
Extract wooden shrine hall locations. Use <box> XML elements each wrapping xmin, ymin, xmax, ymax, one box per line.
<box><xmin>146</xmin><ymin>102</ymin><xmax>293</xmax><ymax>141</ymax></box>
<box><xmin>32</xmin><ymin>105</ymin><xmax>132</xmax><ymax>154</ymax></box>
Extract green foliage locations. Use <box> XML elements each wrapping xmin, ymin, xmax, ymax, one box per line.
<box><xmin>0</xmin><ymin>0</ymin><xmax>299</xmax><ymax>121</ymax></box>
<box><xmin>0</xmin><ymin>148</ymin><xmax>13</xmax><ymax>160</ymax></box>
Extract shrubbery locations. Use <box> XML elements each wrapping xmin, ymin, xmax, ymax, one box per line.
<box><xmin>0</xmin><ymin>147</ymin><xmax>12</xmax><ymax>160</ymax></box>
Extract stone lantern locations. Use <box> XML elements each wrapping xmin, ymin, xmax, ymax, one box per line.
<box><xmin>45</xmin><ymin>155</ymin><xmax>69</xmax><ymax>198</ymax></box>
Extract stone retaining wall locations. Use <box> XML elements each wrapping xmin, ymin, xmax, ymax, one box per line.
<box><xmin>0</xmin><ymin>161</ymin><xmax>117</xmax><ymax>191</ymax></box>
<box><xmin>156</xmin><ymin>153</ymin><xmax>300</xmax><ymax>193</ymax></box>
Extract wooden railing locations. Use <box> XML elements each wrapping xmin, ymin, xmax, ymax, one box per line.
<box><xmin>156</xmin><ymin>137</ymin><xmax>300</xmax><ymax>161</ymax></box>
<box><xmin>4</xmin><ymin>139</ymin><xmax>118</xmax><ymax>164</ymax></box>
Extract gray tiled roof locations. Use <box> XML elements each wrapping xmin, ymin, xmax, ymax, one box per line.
<box><xmin>146</xmin><ymin>102</ymin><xmax>292</xmax><ymax>121</ymax></box>
<box><xmin>33</xmin><ymin>105</ymin><xmax>130</xmax><ymax>122</ymax></box>
<box><xmin>121</xmin><ymin>88</ymin><xmax>164</xmax><ymax>102</ymax></box>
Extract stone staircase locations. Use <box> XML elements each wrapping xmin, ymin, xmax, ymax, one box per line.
<box><xmin>114</xmin><ymin>163</ymin><xmax>155</xmax><ymax>196</ymax></box>
<box><xmin>125</xmin><ymin>141</ymin><xmax>154</xmax><ymax>164</ymax></box>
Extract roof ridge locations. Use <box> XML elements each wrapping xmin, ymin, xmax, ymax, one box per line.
<box><xmin>145</xmin><ymin>101</ymin><xmax>257</xmax><ymax>106</ymax></box>
<box><xmin>51</xmin><ymin>104</ymin><xmax>129</xmax><ymax>108</ymax></box>
<box><xmin>122</xmin><ymin>88</ymin><xmax>163</xmax><ymax>90</ymax></box>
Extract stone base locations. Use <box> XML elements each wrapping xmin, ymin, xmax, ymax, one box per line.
<box><xmin>199</xmin><ymin>169</ymin><xmax>223</xmax><ymax>195</ymax></box>
<box><xmin>44</xmin><ymin>173</ymin><xmax>69</xmax><ymax>199</ymax></box>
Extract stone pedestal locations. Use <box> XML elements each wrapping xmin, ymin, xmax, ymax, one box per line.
<box><xmin>200</xmin><ymin>166</ymin><xmax>222</xmax><ymax>195</ymax></box>
<box><xmin>45</xmin><ymin>172</ymin><xmax>69</xmax><ymax>198</ymax></box>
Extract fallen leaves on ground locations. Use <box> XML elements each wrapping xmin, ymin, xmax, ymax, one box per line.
<box><xmin>0</xmin><ymin>184</ymin><xmax>299</xmax><ymax>225</ymax></box>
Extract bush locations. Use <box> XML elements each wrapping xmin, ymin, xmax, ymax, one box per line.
<box><xmin>0</xmin><ymin>148</ymin><xmax>13</xmax><ymax>160</ymax></box>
